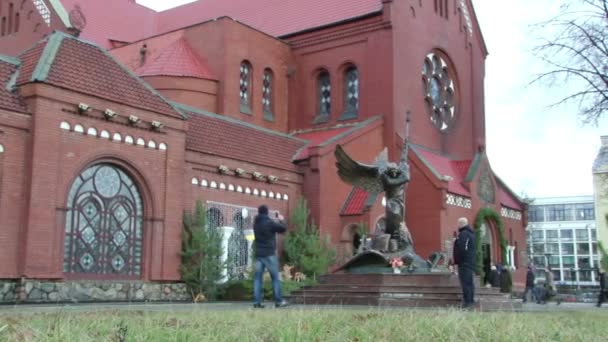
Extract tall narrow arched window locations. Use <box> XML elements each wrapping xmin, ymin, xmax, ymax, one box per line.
<box><xmin>262</xmin><ymin>68</ymin><xmax>274</xmax><ymax>121</ymax></box>
<box><xmin>314</xmin><ymin>70</ymin><xmax>331</xmax><ymax>124</ymax></box>
<box><xmin>8</xmin><ymin>3</ymin><xmax>13</xmax><ymax>35</ymax></box>
<box><xmin>1</xmin><ymin>17</ymin><xmax>6</xmax><ymax>36</ymax></box>
<box><xmin>63</xmin><ymin>164</ymin><xmax>143</xmax><ymax>278</ymax></box>
<box><xmin>239</xmin><ymin>61</ymin><xmax>253</xmax><ymax>114</ymax></box>
<box><xmin>14</xmin><ymin>12</ymin><xmax>19</xmax><ymax>33</ymax></box>
<box><xmin>340</xmin><ymin>66</ymin><xmax>359</xmax><ymax>120</ymax></box>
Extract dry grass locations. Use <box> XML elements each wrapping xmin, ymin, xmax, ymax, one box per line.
<box><xmin>0</xmin><ymin>308</ymin><xmax>607</xmax><ymax>341</ymax></box>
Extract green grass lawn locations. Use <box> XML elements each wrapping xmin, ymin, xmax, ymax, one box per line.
<box><xmin>1</xmin><ymin>308</ymin><xmax>607</xmax><ymax>341</ymax></box>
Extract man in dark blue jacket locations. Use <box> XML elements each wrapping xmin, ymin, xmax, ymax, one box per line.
<box><xmin>252</xmin><ymin>205</ymin><xmax>288</xmax><ymax>308</ymax></box>
<box><xmin>453</xmin><ymin>217</ymin><xmax>476</xmax><ymax>309</ymax></box>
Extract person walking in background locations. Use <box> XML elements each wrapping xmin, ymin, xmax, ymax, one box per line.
<box><xmin>453</xmin><ymin>217</ymin><xmax>476</xmax><ymax>309</ymax></box>
<box><xmin>252</xmin><ymin>205</ymin><xmax>288</xmax><ymax>309</ymax></box>
<box><xmin>523</xmin><ymin>265</ymin><xmax>536</xmax><ymax>303</ymax></box>
<box><xmin>489</xmin><ymin>264</ymin><xmax>501</xmax><ymax>288</ymax></box>
<box><xmin>597</xmin><ymin>266</ymin><xmax>606</xmax><ymax>308</ymax></box>
<box><xmin>537</xmin><ymin>267</ymin><xmax>557</xmax><ymax>304</ymax></box>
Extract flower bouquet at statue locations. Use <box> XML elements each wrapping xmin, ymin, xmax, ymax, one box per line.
<box><xmin>390</xmin><ymin>257</ymin><xmax>404</xmax><ymax>274</ymax></box>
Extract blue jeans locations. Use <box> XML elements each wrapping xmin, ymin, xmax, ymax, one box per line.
<box><xmin>253</xmin><ymin>255</ymin><xmax>283</xmax><ymax>305</ymax></box>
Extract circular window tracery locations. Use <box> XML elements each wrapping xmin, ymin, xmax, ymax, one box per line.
<box><xmin>422</xmin><ymin>52</ymin><xmax>456</xmax><ymax>132</ymax></box>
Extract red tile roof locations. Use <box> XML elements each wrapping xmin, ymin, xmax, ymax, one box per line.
<box><xmin>59</xmin><ymin>0</ymin><xmax>158</xmax><ymax>49</ymax></box>
<box><xmin>16</xmin><ymin>33</ymin><xmax>182</xmax><ymax>118</ymax></box>
<box><xmin>135</xmin><ymin>38</ymin><xmax>216</xmax><ymax>80</ymax></box>
<box><xmin>293</xmin><ymin>127</ymin><xmax>351</xmax><ymax>160</ymax></box>
<box><xmin>411</xmin><ymin>146</ymin><xmax>472</xmax><ymax>197</ymax></box>
<box><xmin>156</xmin><ymin>0</ymin><xmax>383</xmax><ymax>37</ymax></box>
<box><xmin>341</xmin><ymin>187</ymin><xmax>370</xmax><ymax>216</ymax></box>
<box><xmin>0</xmin><ymin>59</ymin><xmax>28</xmax><ymax>114</ymax></box>
<box><xmin>183</xmin><ymin>107</ymin><xmax>307</xmax><ymax>171</ymax></box>
<box><xmin>57</xmin><ymin>0</ymin><xmax>383</xmax><ymax>47</ymax></box>
<box><xmin>16</xmin><ymin>41</ymin><xmax>47</xmax><ymax>86</ymax></box>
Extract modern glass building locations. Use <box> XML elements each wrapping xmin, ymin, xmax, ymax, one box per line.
<box><xmin>526</xmin><ymin>196</ymin><xmax>597</xmax><ymax>286</ymax></box>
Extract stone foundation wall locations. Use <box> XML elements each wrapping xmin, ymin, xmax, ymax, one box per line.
<box><xmin>0</xmin><ymin>280</ymin><xmax>190</xmax><ymax>303</ymax></box>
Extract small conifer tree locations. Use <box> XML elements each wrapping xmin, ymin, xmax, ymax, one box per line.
<box><xmin>284</xmin><ymin>199</ymin><xmax>336</xmax><ymax>279</ymax></box>
<box><xmin>180</xmin><ymin>201</ymin><xmax>225</xmax><ymax>300</ymax></box>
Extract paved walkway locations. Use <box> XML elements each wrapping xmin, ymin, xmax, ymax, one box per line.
<box><xmin>0</xmin><ymin>301</ymin><xmax>605</xmax><ymax>315</ymax></box>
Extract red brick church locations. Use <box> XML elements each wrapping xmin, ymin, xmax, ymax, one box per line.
<box><xmin>0</xmin><ymin>0</ymin><xmax>527</xmax><ymax>302</ymax></box>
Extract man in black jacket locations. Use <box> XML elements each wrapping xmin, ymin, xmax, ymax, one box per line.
<box><xmin>523</xmin><ymin>265</ymin><xmax>536</xmax><ymax>303</ymax></box>
<box><xmin>453</xmin><ymin>217</ymin><xmax>476</xmax><ymax>309</ymax></box>
<box><xmin>252</xmin><ymin>205</ymin><xmax>288</xmax><ymax>308</ymax></box>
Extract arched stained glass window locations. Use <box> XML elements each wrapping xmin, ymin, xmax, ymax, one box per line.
<box><xmin>240</xmin><ymin>61</ymin><xmax>253</xmax><ymax>114</ymax></box>
<box><xmin>63</xmin><ymin>164</ymin><xmax>143</xmax><ymax>278</ymax></box>
<box><xmin>262</xmin><ymin>68</ymin><xmax>274</xmax><ymax>121</ymax></box>
<box><xmin>314</xmin><ymin>70</ymin><xmax>331</xmax><ymax>124</ymax></box>
<box><xmin>341</xmin><ymin>66</ymin><xmax>359</xmax><ymax>120</ymax></box>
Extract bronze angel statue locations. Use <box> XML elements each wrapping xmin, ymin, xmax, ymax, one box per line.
<box><xmin>335</xmin><ymin>141</ymin><xmax>414</xmax><ymax>252</ymax></box>
<box><xmin>334</xmin><ymin>138</ymin><xmax>446</xmax><ymax>272</ymax></box>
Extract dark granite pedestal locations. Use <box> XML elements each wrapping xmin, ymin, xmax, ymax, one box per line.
<box><xmin>287</xmin><ymin>272</ymin><xmax>521</xmax><ymax>311</ymax></box>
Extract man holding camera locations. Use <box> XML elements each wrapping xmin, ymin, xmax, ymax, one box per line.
<box><xmin>252</xmin><ymin>205</ymin><xmax>288</xmax><ymax>308</ymax></box>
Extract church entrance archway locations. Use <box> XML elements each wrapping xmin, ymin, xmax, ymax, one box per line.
<box><xmin>63</xmin><ymin>164</ymin><xmax>144</xmax><ymax>279</ymax></box>
<box><xmin>480</xmin><ymin>221</ymin><xmax>494</xmax><ymax>284</ymax></box>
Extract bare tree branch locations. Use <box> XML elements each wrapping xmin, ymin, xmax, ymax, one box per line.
<box><xmin>531</xmin><ymin>0</ymin><xmax>608</xmax><ymax>125</ymax></box>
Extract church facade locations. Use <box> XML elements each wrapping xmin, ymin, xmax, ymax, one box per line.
<box><xmin>0</xmin><ymin>0</ymin><xmax>527</xmax><ymax>302</ymax></box>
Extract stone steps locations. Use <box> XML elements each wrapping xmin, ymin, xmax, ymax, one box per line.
<box><xmin>295</xmin><ymin>284</ymin><xmax>507</xmax><ymax>297</ymax></box>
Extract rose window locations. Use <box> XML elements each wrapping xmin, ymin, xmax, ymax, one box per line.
<box><xmin>422</xmin><ymin>53</ymin><xmax>456</xmax><ymax>131</ymax></box>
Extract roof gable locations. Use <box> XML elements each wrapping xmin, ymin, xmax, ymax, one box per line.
<box><xmin>410</xmin><ymin>145</ymin><xmax>471</xmax><ymax>196</ymax></box>
<box><xmin>495</xmin><ymin>175</ymin><xmax>524</xmax><ymax>210</ymax></box>
<box><xmin>16</xmin><ymin>32</ymin><xmax>183</xmax><ymax>119</ymax></box>
<box><xmin>0</xmin><ymin>57</ymin><xmax>28</xmax><ymax>114</ymax></box>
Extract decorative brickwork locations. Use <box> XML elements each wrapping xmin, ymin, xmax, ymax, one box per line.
<box><xmin>501</xmin><ymin>207</ymin><xmax>522</xmax><ymax>221</ymax></box>
<box><xmin>445</xmin><ymin>193</ymin><xmax>472</xmax><ymax>209</ymax></box>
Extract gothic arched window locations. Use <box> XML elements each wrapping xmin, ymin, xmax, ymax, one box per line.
<box><xmin>314</xmin><ymin>70</ymin><xmax>331</xmax><ymax>124</ymax></box>
<box><xmin>341</xmin><ymin>66</ymin><xmax>359</xmax><ymax>120</ymax></box>
<box><xmin>240</xmin><ymin>61</ymin><xmax>253</xmax><ymax>114</ymax></box>
<box><xmin>262</xmin><ymin>68</ymin><xmax>274</xmax><ymax>121</ymax></box>
<box><xmin>63</xmin><ymin>164</ymin><xmax>143</xmax><ymax>278</ymax></box>
<box><xmin>8</xmin><ymin>3</ymin><xmax>13</xmax><ymax>35</ymax></box>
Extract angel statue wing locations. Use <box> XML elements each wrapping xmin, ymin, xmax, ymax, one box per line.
<box><xmin>334</xmin><ymin>145</ymin><xmax>384</xmax><ymax>195</ymax></box>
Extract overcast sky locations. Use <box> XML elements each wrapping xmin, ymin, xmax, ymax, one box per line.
<box><xmin>138</xmin><ymin>0</ymin><xmax>606</xmax><ymax>199</ymax></box>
